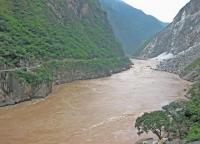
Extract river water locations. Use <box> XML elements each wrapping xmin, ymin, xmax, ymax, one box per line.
<box><xmin>0</xmin><ymin>59</ymin><xmax>190</xmax><ymax>144</ymax></box>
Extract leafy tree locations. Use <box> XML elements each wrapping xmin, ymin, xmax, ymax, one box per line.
<box><xmin>188</xmin><ymin>81</ymin><xmax>200</xmax><ymax>101</ymax></box>
<box><xmin>186</xmin><ymin>124</ymin><xmax>200</xmax><ymax>142</ymax></box>
<box><xmin>135</xmin><ymin>110</ymin><xmax>171</xmax><ymax>140</ymax></box>
<box><xmin>162</xmin><ymin>101</ymin><xmax>189</xmax><ymax>138</ymax></box>
<box><xmin>185</xmin><ymin>100</ymin><xmax>200</xmax><ymax>123</ymax></box>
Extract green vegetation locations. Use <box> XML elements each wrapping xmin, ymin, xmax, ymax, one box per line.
<box><xmin>186</xmin><ymin>124</ymin><xmax>200</xmax><ymax>141</ymax></box>
<box><xmin>184</xmin><ymin>80</ymin><xmax>200</xmax><ymax>142</ymax></box>
<box><xmin>162</xmin><ymin>101</ymin><xmax>189</xmax><ymax>139</ymax></box>
<box><xmin>0</xmin><ymin>0</ymin><xmax>125</xmax><ymax>67</ymax></box>
<box><xmin>45</xmin><ymin>57</ymin><xmax>130</xmax><ymax>73</ymax></box>
<box><xmin>136</xmin><ymin>57</ymin><xmax>200</xmax><ymax>143</ymax></box>
<box><xmin>182</xmin><ymin>58</ymin><xmax>200</xmax><ymax>81</ymax></box>
<box><xmin>135</xmin><ymin>81</ymin><xmax>200</xmax><ymax>143</ymax></box>
<box><xmin>185</xmin><ymin>58</ymin><xmax>200</xmax><ymax>71</ymax></box>
<box><xmin>14</xmin><ymin>57</ymin><xmax>129</xmax><ymax>85</ymax></box>
<box><xmin>135</xmin><ymin>111</ymin><xmax>171</xmax><ymax>140</ymax></box>
<box><xmin>15</xmin><ymin>66</ymin><xmax>53</xmax><ymax>85</ymax></box>
<box><xmin>188</xmin><ymin>81</ymin><xmax>200</xmax><ymax>100</ymax></box>
<box><xmin>0</xmin><ymin>0</ymin><xmax>130</xmax><ymax>87</ymax></box>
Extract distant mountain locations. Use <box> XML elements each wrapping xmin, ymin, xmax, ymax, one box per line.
<box><xmin>99</xmin><ymin>0</ymin><xmax>166</xmax><ymax>55</ymax></box>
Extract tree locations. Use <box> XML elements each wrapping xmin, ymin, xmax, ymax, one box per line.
<box><xmin>185</xmin><ymin>100</ymin><xmax>200</xmax><ymax>122</ymax></box>
<box><xmin>162</xmin><ymin>101</ymin><xmax>189</xmax><ymax>138</ymax></box>
<box><xmin>135</xmin><ymin>110</ymin><xmax>171</xmax><ymax>141</ymax></box>
<box><xmin>186</xmin><ymin>124</ymin><xmax>200</xmax><ymax>142</ymax></box>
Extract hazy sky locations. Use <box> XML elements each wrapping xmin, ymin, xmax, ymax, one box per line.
<box><xmin>122</xmin><ymin>0</ymin><xmax>190</xmax><ymax>22</ymax></box>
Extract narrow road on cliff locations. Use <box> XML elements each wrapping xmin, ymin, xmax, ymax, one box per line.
<box><xmin>0</xmin><ymin>57</ymin><xmax>123</xmax><ymax>72</ymax></box>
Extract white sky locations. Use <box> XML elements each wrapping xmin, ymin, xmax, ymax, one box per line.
<box><xmin>122</xmin><ymin>0</ymin><xmax>190</xmax><ymax>22</ymax></box>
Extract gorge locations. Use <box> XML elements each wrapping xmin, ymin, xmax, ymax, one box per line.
<box><xmin>0</xmin><ymin>0</ymin><xmax>199</xmax><ymax>143</ymax></box>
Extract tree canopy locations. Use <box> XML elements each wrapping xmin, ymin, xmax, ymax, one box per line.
<box><xmin>135</xmin><ymin>110</ymin><xmax>171</xmax><ymax>140</ymax></box>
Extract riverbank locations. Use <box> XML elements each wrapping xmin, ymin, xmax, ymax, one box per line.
<box><xmin>0</xmin><ymin>57</ymin><xmax>131</xmax><ymax>107</ymax></box>
<box><xmin>0</xmin><ymin>59</ymin><xmax>190</xmax><ymax>144</ymax></box>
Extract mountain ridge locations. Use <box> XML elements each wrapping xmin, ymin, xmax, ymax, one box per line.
<box><xmin>99</xmin><ymin>0</ymin><xmax>166</xmax><ymax>55</ymax></box>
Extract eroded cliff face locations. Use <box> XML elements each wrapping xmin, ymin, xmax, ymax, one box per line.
<box><xmin>141</xmin><ymin>0</ymin><xmax>200</xmax><ymax>81</ymax></box>
<box><xmin>0</xmin><ymin>71</ymin><xmax>52</xmax><ymax>106</ymax></box>
<box><xmin>46</xmin><ymin>0</ymin><xmax>90</xmax><ymax>22</ymax></box>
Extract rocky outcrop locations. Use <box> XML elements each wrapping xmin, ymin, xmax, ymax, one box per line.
<box><xmin>157</xmin><ymin>44</ymin><xmax>200</xmax><ymax>74</ymax></box>
<box><xmin>52</xmin><ymin>63</ymin><xmax>130</xmax><ymax>85</ymax></box>
<box><xmin>141</xmin><ymin>0</ymin><xmax>200</xmax><ymax>81</ymax></box>
<box><xmin>0</xmin><ymin>71</ymin><xmax>52</xmax><ymax>106</ymax></box>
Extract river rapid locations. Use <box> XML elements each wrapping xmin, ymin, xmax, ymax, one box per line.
<box><xmin>0</xmin><ymin>59</ymin><xmax>190</xmax><ymax>144</ymax></box>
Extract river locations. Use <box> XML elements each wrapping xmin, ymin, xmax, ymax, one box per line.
<box><xmin>0</xmin><ymin>59</ymin><xmax>190</xmax><ymax>144</ymax></box>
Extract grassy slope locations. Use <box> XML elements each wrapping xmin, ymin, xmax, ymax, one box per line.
<box><xmin>182</xmin><ymin>58</ymin><xmax>200</xmax><ymax>81</ymax></box>
<box><xmin>0</xmin><ymin>0</ymin><xmax>125</xmax><ymax>67</ymax></box>
<box><xmin>185</xmin><ymin>58</ymin><xmax>200</xmax><ymax>71</ymax></box>
<box><xmin>0</xmin><ymin>0</ymin><xmax>130</xmax><ymax>84</ymax></box>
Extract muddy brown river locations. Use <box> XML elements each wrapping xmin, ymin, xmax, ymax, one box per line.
<box><xmin>0</xmin><ymin>59</ymin><xmax>190</xmax><ymax>144</ymax></box>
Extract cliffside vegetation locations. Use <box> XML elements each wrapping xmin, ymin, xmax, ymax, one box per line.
<box><xmin>185</xmin><ymin>58</ymin><xmax>200</xmax><ymax>71</ymax></box>
<box><xmin>14</xmin><ymin>57</ymin><xmax>130</xmax><ymax>85</ymax></box>
<box><xmin>0</xmin><ymin>0</ymin><xmax>127</xmax><ymax>67</ymax></box>
<box><xmin>0</xmin><ymin>0</ymin><xmax>130</xmax><ymax>106</ymax></box>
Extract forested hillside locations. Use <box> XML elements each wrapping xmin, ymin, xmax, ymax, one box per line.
<box><xmin>0</xmin><ymin>0</ymin><xmax>130</xmax><ymax>106</ymax></box>
<box><xmin>0</xmin><ymin>0</ymin><xmax>126</xmax><ymax>67</ymax></box>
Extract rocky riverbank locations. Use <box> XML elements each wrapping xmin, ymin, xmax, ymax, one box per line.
<box><xmin>0</xmin><ymin>58</ymin><xmax>131</xmax><ymax>107</ymax></box>
<box><xmin>156</xmin><ymin>44</ymin><xmax>200</xmax><ymax>82</ymax></box>
<box><xmin>140</xmin><ymin>0</ymin><xmax>200</xmax><ymax>83</ymax></box>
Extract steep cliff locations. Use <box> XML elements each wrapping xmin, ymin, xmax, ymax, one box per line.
<box><xmin>0</xmin><ymin>0</ymin><xmax>130</xmax><ymax>106</ymax></box>
<box><xmin>141</xmin><ymin>0</ymin><xmax>200</xmax><ymax>81</ymax></box>
<box><xmin>99</xmin><ymin>0</ymin><xmax>166</xmax><ymax>55</ymax></box>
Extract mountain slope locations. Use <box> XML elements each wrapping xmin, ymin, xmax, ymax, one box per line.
<box><xmin>99</xmin><ymin>0</ymin><xmax>166</xmax><ymax>55</ymax></box>
<box><xmin>141</xmin><ymin>0</ymin><xmax>200</xmax><ymax>81</ymax></box>
<box><xmin>0</xmin><ymin>0</ymin><xmax>125</xmax><ymax>66</ymax></box>
<box><xmin>0</xmin><ymin>0</ymin><xmax>130</xmax><ymax>106</ymax></box>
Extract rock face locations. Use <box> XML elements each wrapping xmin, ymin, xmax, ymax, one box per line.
<box><xmin>0</xmin><ymin>71</ymin><xmax>52</xmax><ymax>106</ymax></box>
<box><xmin>99</xmin><ymin>0</ymin><xmax>166</xmax><ymax>55</ymax></box>
<box><xmin>141</xmin><ymin>0</ymin><xmax>200</xmax><ymax>80</ymax></box>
